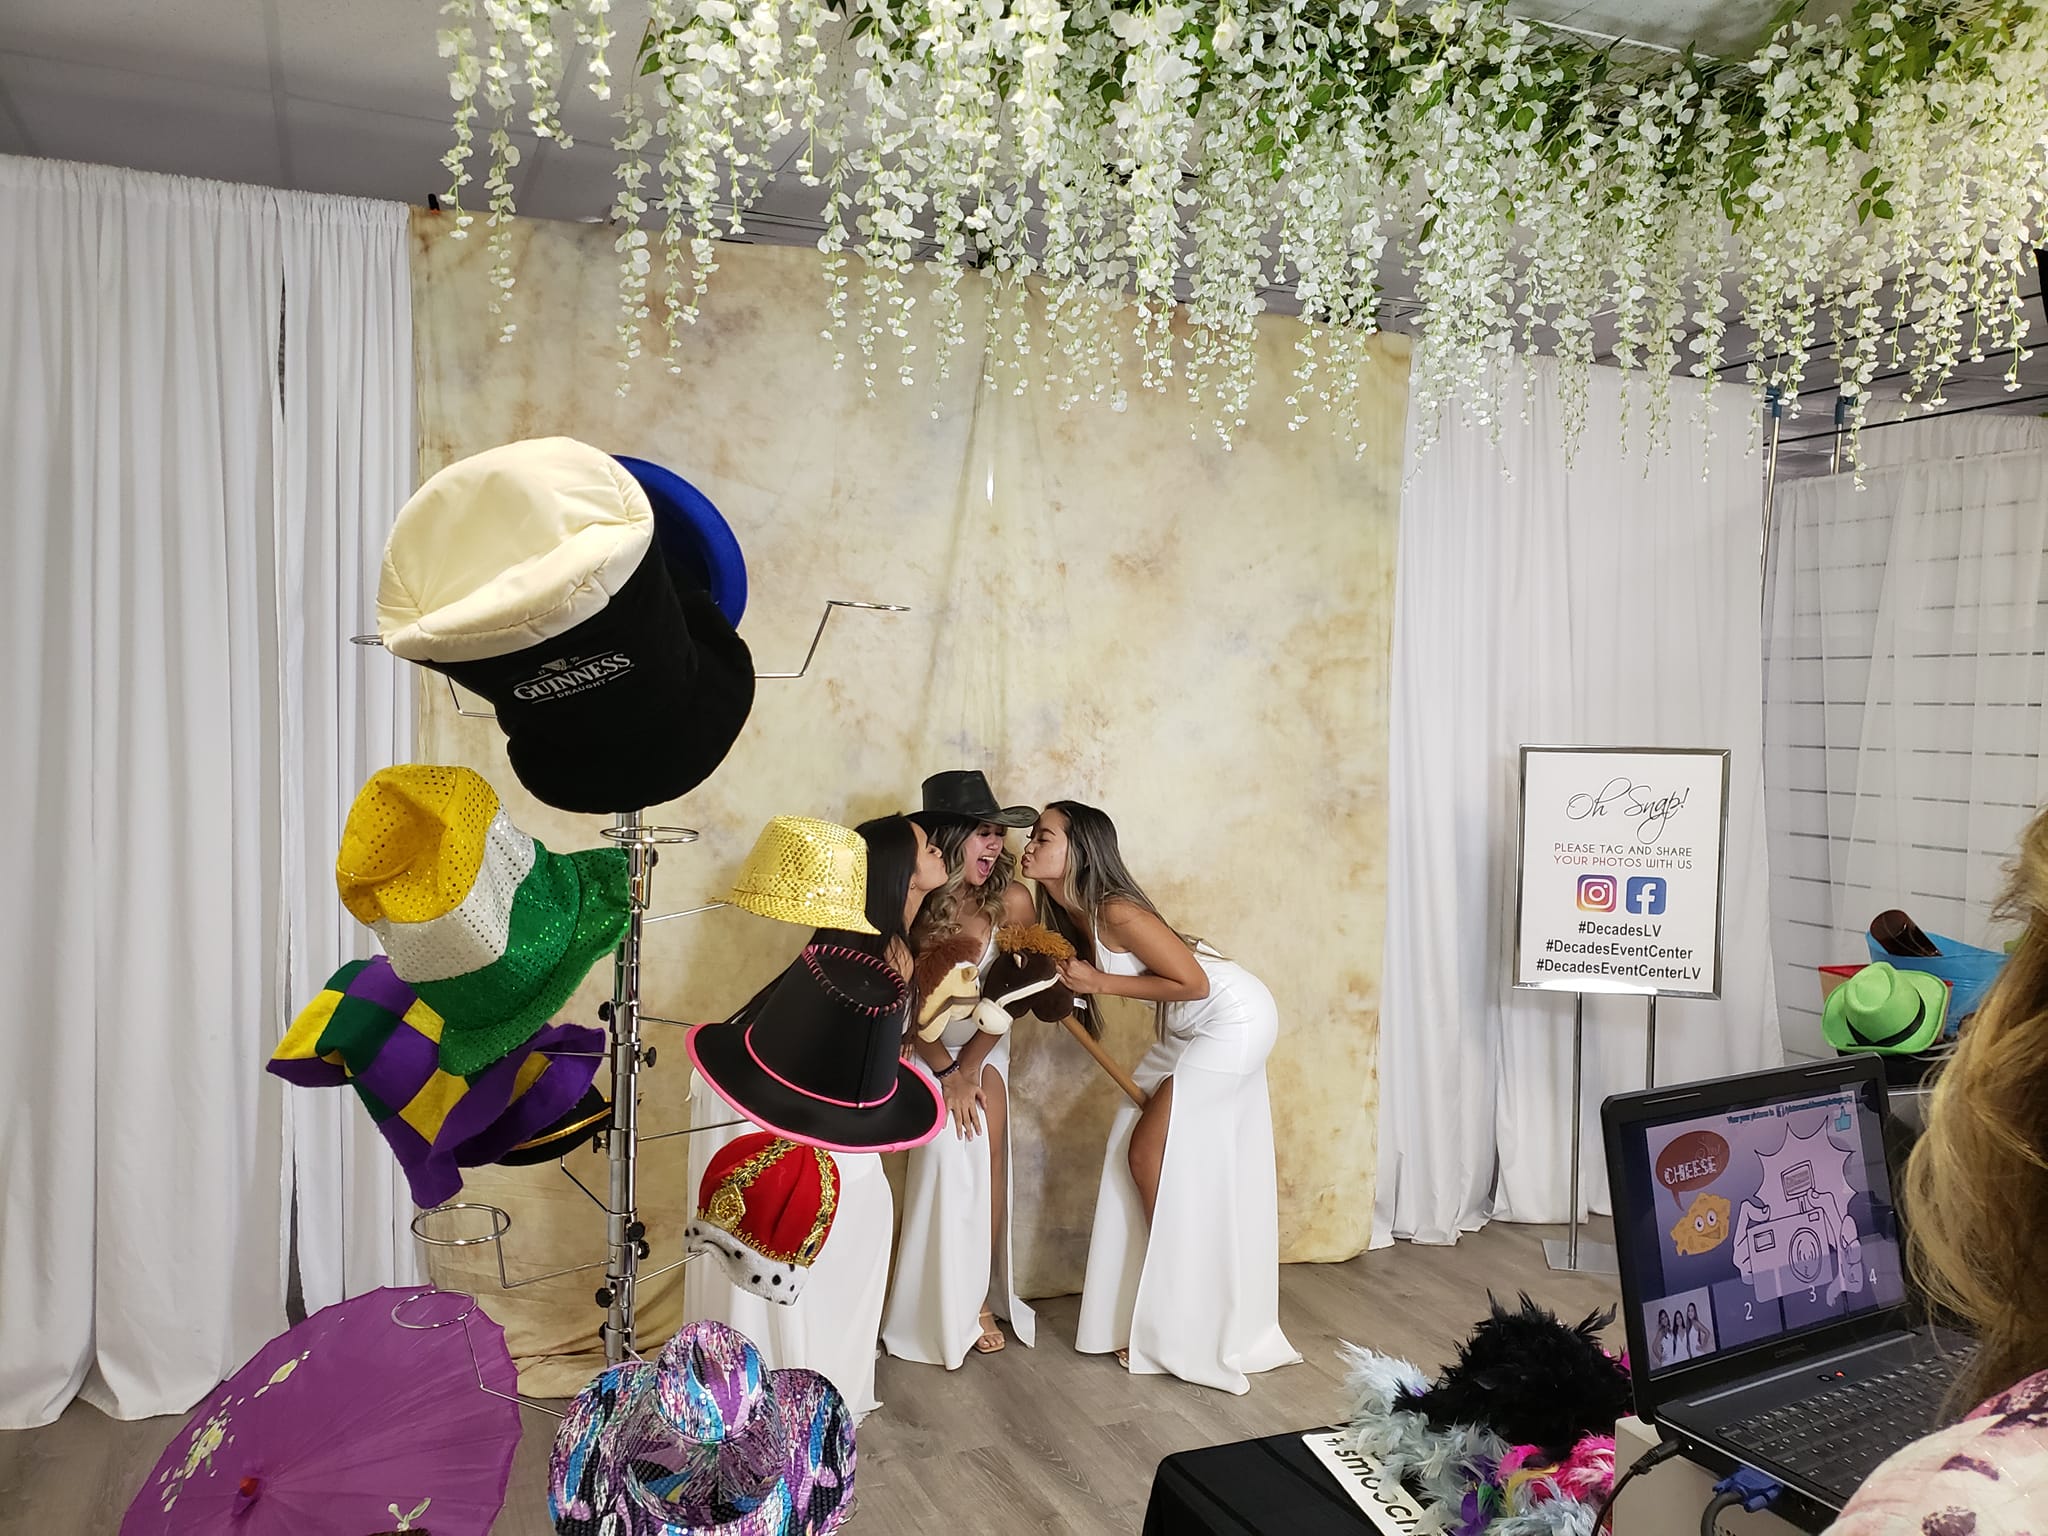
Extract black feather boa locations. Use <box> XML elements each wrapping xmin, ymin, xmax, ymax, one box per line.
<box><xmin>1394</xmin><ymin>1293</ymin><xmax>1632</xmax><ymax>1463</ymax></box>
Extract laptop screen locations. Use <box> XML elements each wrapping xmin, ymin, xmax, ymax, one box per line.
<box><xmin>1611</xmin><ymin>1070</ymin><xmax>1909</xmax><ymax>1379</ymax></box>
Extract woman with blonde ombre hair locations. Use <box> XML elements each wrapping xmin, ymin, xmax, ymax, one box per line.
<box><xmin>1829</xmin><ymin>804</ymin><xmax>2048</xmax><ymax>1532</ymax></box>
<box><xmin>881</xmin><ymin>772</ymin><xmax>1039</xmax><ymax>1365</ymax></box>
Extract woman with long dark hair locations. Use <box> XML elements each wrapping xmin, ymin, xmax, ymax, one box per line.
<box><xmin>884</xmin><ymin>772</ymin><xmax>1040</xmax><ymax>1364</ymax></box>
<box><xmin>683</xmin><ymin>813</ymin><xmax>945</xmax><ymax>1418</ymax></box>
<box><xmin>812</xmin><ymin>812</ymin><xmax>946</xmax><ymax>976</ymax></box>
<box><xmin>1023</xmin><ymin>800</ymin><xmax>1298</xmax><ymax>1394</ymax></box>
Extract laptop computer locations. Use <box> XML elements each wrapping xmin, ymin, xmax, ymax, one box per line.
<box><xmin>1603</xmin><ymin>1055</ymin><xmax>1972</xmax><ymax>1524</ymax></box>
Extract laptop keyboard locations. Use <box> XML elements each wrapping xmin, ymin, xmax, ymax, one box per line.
<box><xmin>1722</xmin><ymin>1355</ymin><xmax>1959</xmax><ymax>1494</ymax></box>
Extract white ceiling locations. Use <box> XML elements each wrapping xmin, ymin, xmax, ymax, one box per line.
<box><xmin>4</xmin><ymin>0</ymin><xmax>2041</xmax><ymax>472</ymax></box>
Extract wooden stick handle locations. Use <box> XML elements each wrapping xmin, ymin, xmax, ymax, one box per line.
<box><xmin>1061</xmin><ymin>1015</ymin><xmax>1149</xmax><ymax>1108</ymax></box>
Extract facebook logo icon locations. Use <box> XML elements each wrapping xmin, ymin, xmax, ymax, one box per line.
<box><xmin>1625</xmin><ymin>877</ymin><xmax>1668</xmax><ymax>915</ymax></box>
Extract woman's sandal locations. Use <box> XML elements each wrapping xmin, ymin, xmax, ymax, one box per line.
<box><xmin>974</xmin><ymin>1308</ymin><xmax>1007</xmax><ymax>1355</ymax></box>
<box><xmin>1114</xmin><ymin>1347</ymin><xmax>1130</xmax><ymax>1368</ymax></box>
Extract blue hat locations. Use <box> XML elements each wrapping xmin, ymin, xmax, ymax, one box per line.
<box><xmin>613</xmin><ymin>455</ymin><xmax>748</xmax><ymax>627</ymax></box>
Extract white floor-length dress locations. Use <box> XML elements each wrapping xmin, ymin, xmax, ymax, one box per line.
<box><xmin>681</xmin><ymin>1072</ymin><xmax>892</xmax><ymax>1419</ymax></box>
<box><xmin>1074</xmin><ymin>940</ymin><xmax>1301</xmax><ymax>1395</ymax></box>
<box><xmin>881</xmin><ymin>935</ymin><xmax>1036</xmax><ymax>1366</ymax></box>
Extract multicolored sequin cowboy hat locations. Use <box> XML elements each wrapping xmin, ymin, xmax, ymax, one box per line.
<box><xmin>547</xmin><ymin>1322</ymin><xmax>854</xmax><ymax>1536</ymax></box>
<box><xmin>337</xmin><ymin>764</ymin><xmax>631</xmax><ymax>1076</ymax></box>
<box><xmin>688</xmin><ymin>945</ymin><xmax>942</xmax><ymax>1154</ymax></box>
<box><xmin>377</xmin><ymin>437</ymin><xmax>754</xmax><ymax>814</ymax></box>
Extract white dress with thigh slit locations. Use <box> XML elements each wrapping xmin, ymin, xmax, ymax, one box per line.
<box><xmin>681</xmin><ymin>1072</ymin><xmax>893</xmax><ymax>1419</ymax></box>
<box><xmin>1073</xmin><ymin>939</ymin><xmax>1299</xmax><ymax>1394</ymax></box>
<box><xmin>880</xmin><ymin>932</ymin><xmax>1036</xmax><ymax>1366</ymax></box>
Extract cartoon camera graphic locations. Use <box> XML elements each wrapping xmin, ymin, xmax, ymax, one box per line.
<box><xmin>1740</xmin><ymin>1206</ymin><xmax>1839</xmax><ymax>1301</ymax></box>
<box><xmin>1732</xmin><ymin>1158</ymin><xmax>1865</xmax><ymax>1304</ymax></box>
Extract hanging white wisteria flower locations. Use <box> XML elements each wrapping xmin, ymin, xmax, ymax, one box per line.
<box><xmin>434</xmin><ymin>0</ymin><xmax>619</xmax><ymax>313</ymax></box>
<box><xmin>478</xmin><ymin>4</ymin><xmax>521</xmax><ymax>338</ymax></box>
<box><xmin>572</xmin><ymin>0</ymin><xmax>614</xmax><ymax>96</ymax></box>
<box><xmin>434</xmin><ymin>0</ymin><xmax>2048</xmax><ymax>465</ymax></box>
<box><xmin>608</xmin><ymin>84</ymin><xmax>654</xmax><ymax>383</ymax></box>
<box><xmin>1108</xmin><ymin>1</ymin><xmax>1204</xmax><ymax>386</ymax></box>
<box><xmin>437</xmin><ymin>0</ymin><xmax>483</xmax><ymax>239</ymax></box>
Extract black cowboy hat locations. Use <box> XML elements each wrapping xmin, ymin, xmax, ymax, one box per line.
<box><xmin>919</xmin><ymin>769</ymin><xmax>1036</xmax><ymax>829</ymax></box>
<box><xmin>687</xmin><ymin>945</ymin><xmax>943</xmax><ymax>1153</ymax></box>
<box><xmin>496</xmin><ymin>1085</ymin><xmax>613</xmax><ymax>1166</ymax></box>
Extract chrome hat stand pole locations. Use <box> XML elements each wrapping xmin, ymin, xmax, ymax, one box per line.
<box><xmin>356</xmin><ymin>598</ymin><xmax>908</xmax><ymax>1368</ymax></box>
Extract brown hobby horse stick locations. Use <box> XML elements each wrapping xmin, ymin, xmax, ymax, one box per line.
<box><xmin>1060</xmin><ymin>1015</ymin><xmax>1149</xmax><ymax>1108</ymax></box>
<box><xmin>981</xmin><ymin>925</ymin><xmax>1152</xmax><ymax>1108</ymax></box>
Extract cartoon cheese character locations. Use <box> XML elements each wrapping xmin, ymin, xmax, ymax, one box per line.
<box><xmin>1672</xmin><ymin>1190</ymin><xmax>1732</xmax><ymax>1256</ymax></box>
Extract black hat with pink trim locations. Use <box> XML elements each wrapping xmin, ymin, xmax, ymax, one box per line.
<box><xmin>686</xmin><ymin>945</ymin><xmax>943</xmax><ymax>1154</ymax></box>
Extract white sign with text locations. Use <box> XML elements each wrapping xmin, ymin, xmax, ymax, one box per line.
<box><xmin>1298</xmin><ymin>1433</ymin><xmax>1430</xmax><ymax>1534</ymax></box>
<box><xmin>1514</xmin><ymin>746</ymin><xmax>1729</xmax><ymax>998</ymax></box>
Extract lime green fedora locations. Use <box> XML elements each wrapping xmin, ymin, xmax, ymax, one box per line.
<box><xmin>1822</xmin><ymin>962</ymin><xmax>1949</xmax><ymax>1055</ymax></box>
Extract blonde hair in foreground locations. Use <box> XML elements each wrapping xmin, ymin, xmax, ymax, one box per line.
<box><xmin>1906</xmin><ymin>803</ymin><xmax>2048</xmax><ymax>1406</ymax></box>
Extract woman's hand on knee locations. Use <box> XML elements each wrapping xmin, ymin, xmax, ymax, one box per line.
<box><xmin>943</xmin><ymin>1071</ymin><xmax>986</xmax><ymax>1139</ymax></box>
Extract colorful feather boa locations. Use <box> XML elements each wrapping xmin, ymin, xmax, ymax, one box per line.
<box><xmin>1340</xmin><ymin>1346</ymin><xmax>1618</xmax><ymax>1536</ymax></box>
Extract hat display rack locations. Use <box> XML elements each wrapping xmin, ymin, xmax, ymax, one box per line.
<box><xmin>351</xmin><ymin>596</ymin><xmax>909</xmax><ymax>1375</ymax></box>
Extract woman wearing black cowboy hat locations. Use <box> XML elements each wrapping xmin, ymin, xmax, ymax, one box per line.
<box><xmin>883</xmin><ymin>771</ymin><xmax>1041</xmax><ymax>1364</ymax></box>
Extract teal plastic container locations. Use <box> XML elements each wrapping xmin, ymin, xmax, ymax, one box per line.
<box><xmin>1864</xmin><ymin>931</ymin><xmax>2008</xmax><ymax>1026</ymax></box>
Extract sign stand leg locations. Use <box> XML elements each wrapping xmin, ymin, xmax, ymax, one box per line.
<box><xmin>1545</xmin><ymin>992</ymin><xmax>1618</xmax><ymax>1275</ymax></box>
<box><xmin>1645</xmin><ymin>992</ymin><xmax>1658</xmax><ymax>1088</ymax></box>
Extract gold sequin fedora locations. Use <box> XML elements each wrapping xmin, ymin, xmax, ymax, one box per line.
<box><xmin>725</xmin><ymin>816</ymin><xmax>877</xmax><ymax>935</ymax></box>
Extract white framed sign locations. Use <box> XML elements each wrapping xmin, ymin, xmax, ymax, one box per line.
<box><xmin>1299</xmin><ymin>1433</ymin><xmax>1429</xmax><ymax>1534</ymax></box>
<box><xmin>1513</xmin><ymin>746</ymin><xmax>1730</xmax><ymax>999</ymax></box>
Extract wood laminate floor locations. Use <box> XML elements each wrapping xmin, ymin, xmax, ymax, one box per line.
<box><xmin>0</xmin><ymin>1221</ymin><xmax>1621</xmax><ymax>1534</ymax></box>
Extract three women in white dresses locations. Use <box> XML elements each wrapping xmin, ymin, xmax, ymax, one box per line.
<box><xmin>689</xmin><ymin>787</ymin><xmax>1295</xmax><ymax>1402</ymax></box>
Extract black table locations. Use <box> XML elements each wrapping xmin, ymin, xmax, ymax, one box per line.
<box><xmin>1143</xmin><ymin>1428</ymin><xmax>1379</xmax><ymax>1535</ymax></box>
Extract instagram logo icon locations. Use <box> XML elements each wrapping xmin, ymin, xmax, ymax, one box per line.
<box><xmin>1577</xmin><ymin>874</ymin><xmax>1618</xmax><ymax>912</ymax></box>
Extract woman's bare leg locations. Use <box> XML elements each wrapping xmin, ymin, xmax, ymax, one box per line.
<box><xmin>978</xmin><ymin>1063</ymin><xmax>1011</xmax><ymax>1352</ymax></box>
<box><xmin>1127</xmin><ymin>1076</ymin><xmax>1175</xmax><ymax>1224</ymax></box>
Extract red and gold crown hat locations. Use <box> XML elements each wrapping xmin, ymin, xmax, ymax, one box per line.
<box><xmin>684</xmin><ymin>1132</ymin><xmax>840</xmax><ymax>1305</ymax></box>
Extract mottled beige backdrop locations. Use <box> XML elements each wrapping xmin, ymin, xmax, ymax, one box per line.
<box><xmin>409</xmin><ymin>213</ymin><xmax>1404</xmax><ymax>1389</ymax></box>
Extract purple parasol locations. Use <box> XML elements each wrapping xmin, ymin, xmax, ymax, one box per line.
<box><xmin>122</xmin><ymin>1287</ymin><xmax>520</xmax><ymax>1536</ymax></box>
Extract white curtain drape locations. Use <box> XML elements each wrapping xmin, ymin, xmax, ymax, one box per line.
<box><xmin>1764</xmin><ymin>417</ymin><xmax>2048</xmax><ymax>1059</ymax></box>
<box><xmin>276</xmin><ymin>201</ymin><xmax>421</xmax><ymax>1310</ymax></box>
<box><xmin>1373</xmin><ymin>359</ymin><xmax>1781</xmax><ymax>1246</ymax></box>
<box><xmin>0</xmin><ymin>156</ymin><xmax>414</xmax><ymax>1428</ymax></box>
